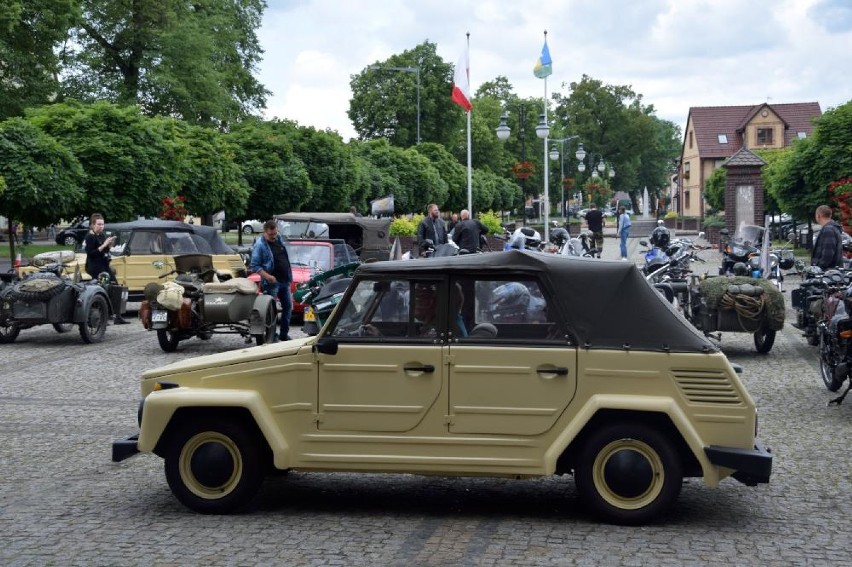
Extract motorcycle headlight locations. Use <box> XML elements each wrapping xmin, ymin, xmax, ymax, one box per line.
<box><xmin>748</xmin><ymin>256</ymin><xmax>761</xmax><ymax>269</ymax></box>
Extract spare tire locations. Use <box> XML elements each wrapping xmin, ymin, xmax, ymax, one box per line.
<box><xmin>11</xmin><ymin>272</ymin><xmax>67</xmax><ymax>302</ymax></box>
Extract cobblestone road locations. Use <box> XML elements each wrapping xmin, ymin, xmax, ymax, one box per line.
<box><xmin>2</xmin><ymin>246</ymin><xmax>851</xmax><ymax>566</ymax></box>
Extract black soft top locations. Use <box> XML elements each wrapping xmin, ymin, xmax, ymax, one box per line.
<box><xmin>104</xmin><ymin>220</ymin><xmax>234</xmax><ymax>254</ymax></box>
<box><xmin>356</xmin><ymin>250</ymin><xmax>716</xmax><ymax>353</ymax></box>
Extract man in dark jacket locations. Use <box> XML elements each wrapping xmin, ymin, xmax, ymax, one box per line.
<box><xmin>584</xmin><ymin>203</ymin><xmax>604</xmax><ymax>254</ymax></box>
<box><xmin>416</xmin><ymin>204</ymin><xmax>447</xmax><ymax>249</ymax></box>
<box><xmin>812</xmin><ymin>205</ymin><xmax>844</xmax><ymax>270</ymax></box>
<box><xmin>452</xmin><ymin>209</ymin><xmax>488</xmax><ymax>253</ymax></box>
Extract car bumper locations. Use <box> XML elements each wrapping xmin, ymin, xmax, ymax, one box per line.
<box><xmin>705</xmin><ymin>439</ymin><xmax>772</xmax><ymax>485</ymax></box>
<box><xmin>112</xmin><ymin>434</ymin><xmax>140</xmax><ymax>462</ymax></box>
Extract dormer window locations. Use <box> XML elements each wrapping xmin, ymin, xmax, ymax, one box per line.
<box><xmin>757</xmin><ymin>128</ymin><xmax>774</xmax><ymax>145</ymax></box>
<box><xmin>718</xmin><ymin>134</ymin><xmax>728</xmax><ymax>144</ymax></box>
<box><xmin>798</xmin><ymin>132</ymin><xmax>807</xmax><ymax>139</ymax></box>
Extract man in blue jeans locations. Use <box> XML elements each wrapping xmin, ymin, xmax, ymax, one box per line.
<box><xmin>617</xmin><ymin>206</ymin><xmax>631</xmax><ymax>260</ymax></box>
<box><xmin>251</xmin><ymin>220</ymin><xmax>293</xmax><ymax>341</ymax></box>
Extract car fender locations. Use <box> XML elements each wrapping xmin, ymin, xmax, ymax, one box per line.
<box><xmin>73</xmin><ymin>285</ymin><xmax>112</xmax><ymax>322</ymax></box>
<box><xmin>137</xmin><ymin>387</ymin><xmax>291</xmax><ymax>468</ymax></box>
<box><xmin>249</xmin><ymin>293</ymin><xmax>276</xmax><ymax>334</ymax></box>
<box><xmin>545</xmin><ymin>394</ymin><xmax>721</xmax><ymax>486</ymax></box>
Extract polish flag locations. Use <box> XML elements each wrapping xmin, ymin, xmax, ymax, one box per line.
<box><xmin>451</xmin><ymin>47</ymin><xmax>472</xmax><ymax>112</ymax></box>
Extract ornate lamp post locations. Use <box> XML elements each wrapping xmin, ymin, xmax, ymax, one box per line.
<box><xmin>549</xmin><ymin>136</ymin><xmax>580</xmax><ymax>220</ymax></box>
<box><xmin>535</xmin><ymin>114</ymin><xmax>550</xmax><ymax>243</ymax></box>
<box><xmin>496</xmin><ymin>105</ymin><xmax>531</xmax><ymax>226</ymax></box>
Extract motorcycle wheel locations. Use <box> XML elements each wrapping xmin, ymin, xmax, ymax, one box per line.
<box><xmin>753</xmin><ymin>326</ymin><xmax>775</xmax><ymax>354</ymax></box>
<box><xmin>53</xmin><ymin>323</ymin><xmax>73</xmax><ymax>333</ymax></box>
<box><xmin>0</xmin><ymin>320</ymin><xmax>20</xmax><ymax>343</ymax></box>
<box><xmin>806</xmin><ymin>333</ymin><xmax>819</xmax><ymax>346</ymax></box>
<box><xmin>254</xmin><ymin>302</ymin><xmax>277</xmax><ymax>346</ymax></box>
<box><xmin>79</xmin><ymin>295</ymin><xmax>109</xmax><ymax>344</ymax></box>
<box><xmin>157</xmin><ymin>329</ymin><xmax>181</xmax><ymax>352</ymax></box>
<box><xmin>819</xmin><ymin>331</ymin><xmax>844</xmax><ymax>392</ymax></box>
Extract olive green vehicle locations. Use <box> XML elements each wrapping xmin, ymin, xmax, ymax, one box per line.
<box><xmin>112</xmin><ymin>251</ymin><xmax>772</xmax><ymax>525</ymax></box>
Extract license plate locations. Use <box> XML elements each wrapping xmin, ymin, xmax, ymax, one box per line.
<box><xmin>152</xmin><ymin>310</ymin><xmax>168</xmax><ymax>323</ymax></box>
<box><xmin>304</xmin><ymin>306</ymin><xmax>315</xmax><ymax>321</ymax></box>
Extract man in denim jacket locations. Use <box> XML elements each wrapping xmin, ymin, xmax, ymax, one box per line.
<box><xmin>251</xmin><ymin>220</ymin><xmax>293</xmax><ymax>340</ymax></box>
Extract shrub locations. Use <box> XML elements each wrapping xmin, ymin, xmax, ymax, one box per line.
<box><xmin>703</xmin><ymin>213</ymin><xmax>725</xmax><ymax>228</ymax></box>
<box><xmin>664</xmin><ymin>211</ymin><xmax>679</xmax><ymax>220</ymax></box>
<box><xmin>478</xmin><ymin>210</ymin><xmax>503</xmax><ymax>234</ymax></box>
<box><xmin>390</xmin><ymin>216</ymin><xmax>418</xmax><ymax>237</ymax></box>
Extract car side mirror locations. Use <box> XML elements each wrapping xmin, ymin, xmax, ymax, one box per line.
<box><xmin>639</xmin><ymin>240</ymin><xmax>648</xmax><ymax>247</ymax></box>
<box><xmin>314</xmin><ymin>337</ymin><xmax>338</xmax><ymax>355</ymax></box>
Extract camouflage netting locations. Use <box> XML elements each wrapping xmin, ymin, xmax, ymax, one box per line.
<box><xmin>698</xmin><ymin>276</ymin><xmax>786</xmax><ymax>331</ymax></box>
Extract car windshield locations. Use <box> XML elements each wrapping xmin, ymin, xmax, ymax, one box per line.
<box><xmin>278</xmin><ymin>220</ymin><xmax>330</xmax><ymax>239</ymax></box>
<box><xmin>285</xmin><ymin>242</ymin><xmax>332</xmax><ymax>270</ymax></box>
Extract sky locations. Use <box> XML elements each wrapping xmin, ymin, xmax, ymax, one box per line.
<box><xmin>256</xmin><ymin>0</ymin><xmax>851</xmax><ymax>141</ymax></box>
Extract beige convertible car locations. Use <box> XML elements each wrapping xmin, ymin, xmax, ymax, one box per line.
<box><xmin>112</xmin><ymin>251</ymin><xmax>771</xmax><ymax>524</ymax></box>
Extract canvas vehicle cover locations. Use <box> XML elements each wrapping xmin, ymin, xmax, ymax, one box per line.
<box><xmin>354</xmin><ymin>250</ymin><xmax>716</xmax><ymax>353</ymax></box>
<box><xmin>274</xmin><ymin>212</ymin><xmax>391</xmax><ymax>262</ymax></box>
<box><xmin>104</xmin><ymin>220</ymin><xmax>235</xmax><ymax>255</ymax></box>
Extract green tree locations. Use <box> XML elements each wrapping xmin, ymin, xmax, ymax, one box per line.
<box><xmin>0</xmin><ymin>0</ymin><xmax>77</xmax><ymax>120</ymax></box>
<box><xmin>64</xmin><ymin>0</ymin><xmax>268</xmax><ymax>127</ymax></box>
<box><xmin>349</xmin><ymin>41</ymin><xmax>461</xmax><ymax>148</ymax></box>
<box><xmin>413</xmin><ymin>142</ymin><xmax>466</xmax><ymax>212</ymax></box>
<box><xmin>704</xmin><ymin>167</ymin><xmax>726</xmax><ymax>211</ymax></box>
<box><xmin>0</xmin><ymin>118</ymin><xmax>84</xmax><ymax>230</ymax></box>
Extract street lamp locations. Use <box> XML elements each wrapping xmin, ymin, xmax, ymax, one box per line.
<box><xmin>535</xmin><ymin>113</ymin><xmax>550</xmax><ymax>243</ymax></box>
<box><xmin>495</xmin><ymin>105</ymin><xmax>530</xmax><ymax>225</ymax></box>
<box><xmin>550</xmin><ymin>135</ymin><xmax>580</xmax><ymax>220</ymax></box>
<box><xmin>367</xmin><ymin>65</ymin><xmax>421</xmax><ymax>144</ymax></box>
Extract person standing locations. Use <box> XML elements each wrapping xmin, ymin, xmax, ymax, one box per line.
<box><xmin>416</xmin><ymin>204</ymin><xmax>447</xmax><ymax>249</ymax></box>
<box><xmin>84</xmin><ymin>213</ymin><xmax>129</xmax><ymax>324</ymax></box>
<box><xmin>452</xmin><ymin>209</ymin><xmax>488</xmax><ymax>253</ymax></box>
<box><xmin>617</xmin><ymin>206</ymin><xmax>632</xmax><ymax>261</ymax></box>
<box><xmin>251</xmin><ymin>220</ymin><xmax>293</xmax><ymax>341</ymax></box>
<box><xmin>811</xmin><ymin>205</ymin><xmax>844</xmax><ymax>270</ymax></box>
<box><xmin>447</xmin><ymin>212</ymin><xmax>460</xmax><ymax>234</ymax></box>
<box><xmin>584</xmin><ymin>203</ymin><xmax>605</xmax><ymax>255</ymax></box>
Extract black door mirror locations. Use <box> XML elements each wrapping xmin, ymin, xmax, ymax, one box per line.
<box><xmin>314</xmin><ymin>337</ymin><xmax>338</xmax><ymax>355</ymax></box>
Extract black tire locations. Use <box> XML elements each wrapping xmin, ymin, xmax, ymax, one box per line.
<box><xmin>157</xmin><ymin>329</ymin><xmax>181</xmax><ymax>352</ymax></box>
<box><xmin>53</xmin><ymin>323</ymin><xmax>73</xmax><ymax>333</ymax></box>
<box><xmin>753</xmin><ymin>327</ymin><xmax>776</xmax><ymax>354</ymax></box>
<box><xmin>242</xmin><ymin>225</ymin><xmax>254</xmax><ymax>234</ymax></box>
<box><xmin>254</xmin><ymin>302</ymin><xmax>277</xmax><ymax>345</ymax></box>
<box><xmin>163</xmin><ymin>417</ymin><xmax>266</xmax><ymax>514</ymax></box>
<box><xmin>0</xmin><ymin>320</ymin><xmax>20</xmax><ymax>344</ymax></box>
<box><xmin>79</xmin><ymin>295</ymin><xmax>109</xmax><ymax>344</ymax></box>
<box><xmin>819</xmin><ymin>331</ymin><xmax>844</xmax><ymax>392</ymax></box>
<box><xmin>575</xmin><ymin>422</ymin><xmax>683</xmax><ymax>525</ymax></box>
<box><xmin>806</xmin><ymin>333</ymin><xmax>819</xmax><ymax>347</ymax></box>
<box><xmin>63</xmin><ymin>235</ymin><xmax>78</xmax><ymax>247</ymax></box>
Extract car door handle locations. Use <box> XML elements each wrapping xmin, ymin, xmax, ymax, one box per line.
<box><xmin>538</xmin><ymin>367</ymin><xmax>568</xmax><ymax>376</ymax></box>
<box><xmin>404</xmin><ymin>365</ymin><xmax>435</xmax><ymax>373</ymax></box>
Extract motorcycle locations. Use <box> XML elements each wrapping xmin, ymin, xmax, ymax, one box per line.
<box><xmin>551</xmin><ymin>227</ymin><xmax>598</xmax><ymax>258</ymax></box>
<box><xmin>719</xmin><ymin>222</ymin><xmax>764</xmax><ymax>275</ymax></box>
<box><xmin>815</xmin><ymin>283</ymin><xmax>852</xmax><ymax>405</ymax></box>
<box><xmin>139</xmin><ymin>253</ymin><xmax>278</xmax><ymax>352</ymax></box>
<box><xmin>792</xmin><ymin>268</ymin><xmax>851</xmax><ymax>346</ymax></box>
<box><xmin>503</xmin><ymin>227</ymin><xmax>544</xmax><ymax>251</ymax></box>
<box><xmin>294</xmin><ymin>261</ymin><xmax>360</xmax><ymax>336</ymax></box>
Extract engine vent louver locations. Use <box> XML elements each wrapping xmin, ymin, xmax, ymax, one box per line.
<box><xmin>673</xmin><ymin>370</ymin><xmax>742</xmax><ymax>405</ymax></box>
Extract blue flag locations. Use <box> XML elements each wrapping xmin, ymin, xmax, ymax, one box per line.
<box><xmin>534</xmin><ymin>41</ymin><xmax>552</xmax><ymax>78</ymax></box>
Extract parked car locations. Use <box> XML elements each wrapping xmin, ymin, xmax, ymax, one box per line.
<box><xmin>274</xmin><ymin>212</ymin><xmax>392</xmax><ymax>262</ymax></box>
<box><xmin>220</xmin><ymin>219</ymin><xmax>264</xmax><ymax>234</ymax></box>
<box><xmin>55</xmin><ymin>218</ymin><xmax>90</xmax><ymax>247</ymax></box>
<box><xmin>112</xmin><ymin>251</ymin><xmax>771</xmax><ymax>525</ymax></box>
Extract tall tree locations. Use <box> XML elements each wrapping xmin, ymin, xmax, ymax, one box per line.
<box><xmin>349</xmin><ymin>41</ymin><xmax>461</xmax><ymax>148</ymax></box>
<box><xmin>0</xmin><ymin>0</ymin><xmax>77</xmax><ymax>120</ymax></box>
<box><xmin>63</xmin><ymin>0</ymin><xmax>268</xmax><ymax>127</ymax></box>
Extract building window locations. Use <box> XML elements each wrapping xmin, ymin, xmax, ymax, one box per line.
<box><xmin>718</xmin><ymin>134</ymin><xmax>728</xmax><ymax>144</ymax></box>
<box><xmin>685</xmin><ymin>191</ymin><xmax>691</xmax><ymax>209</ymax></box>
<box><xmin>714</xmin><ymin>159</ymin><xmax>725</xmax><ymax>169</ymax></box>
<box><xmin>797</xmin><ymin>131</ymin><xmax>807</xmax><ymax>139</ymax></box>
<box><xmin>689</xmin><ymin>131</ymin><xmax>693</xmax><ymax>149</ymax></box>
<box><xmin>683</xmin><ymin>161</ymin><xmax>690</xmax><ymax>179</ymax></box>
<box><xmin>757</xmin><ymin>128</ymin><xmax>773</xmax><ymax>145</ymax></box>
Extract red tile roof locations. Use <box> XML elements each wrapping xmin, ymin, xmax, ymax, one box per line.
<box><xmin>687</xmin><ymin>102</ymin><xmax>821</xmax><ymax>158</ymax></box>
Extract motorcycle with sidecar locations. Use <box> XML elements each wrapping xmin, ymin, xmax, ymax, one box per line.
<box><xmin>139</xmin><ymin>254</ymin><xmax>277</xmax><ymax>352</ymax></box>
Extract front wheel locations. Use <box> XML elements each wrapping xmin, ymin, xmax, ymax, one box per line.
<box><xmin>63</xmin><ymin>235</ymin><xmax>77</xmax><ymax>247</ymax></box>
<box><xmin>0</xmin><ymin>320</ymin><xmax>20</xmax><ymax>344</ymax></box>
<box><xmin>242</xmin><ymin>225</ymin><xmax>254</xmax><ymax>234</ymax></box>
<box><xmin>753</xmin><ymin>326</ymin><xmax>776</xmax><ymax>354</ymax></box>
<box><xmin>79</xmin><ymin>295</ymin><xmax>109</xmax><ymax>344</ymax></box>
<box><xmin>157</xmin><ymin>329</ymin><xmax>181</xmax><ymax>352</ymax></box>
<box><xmin>819</xmin><ymin>331</ymin><xmax>844</xmax><ymax>392</ymax></box>
<box><xmin>575</xmin><ymin>422</ymin><xmax>683</xmax><ymax>525</ymax></box>
<box><xmin>254</xmin><ymin>302</ymin><xmax>277</xmax><ymax>345</ymax></box>
<box><xmin>164</xmin><ymin>417</ymin><xmax>267</xmax><ymax>514</ymax></box>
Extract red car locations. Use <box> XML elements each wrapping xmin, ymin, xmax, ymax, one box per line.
<box><xmin>248</xmin><ymin>239</ymin><xmax>359</xmax><ymax>316</ymax></box>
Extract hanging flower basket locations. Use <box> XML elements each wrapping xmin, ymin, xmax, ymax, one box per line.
<box><xmin>562</xmin><ymin>177</ymin><xmax>575</xmax><ymax>190</ymax></box>
<box><xmin>830</xmin><ymin>178</ymin><xmax>852</xmax><ymax>235</ymax></box>
<box><xmin>512</xmin><ymin>161</ymin><xmax>535</xmax><ymax>180</ymax></box>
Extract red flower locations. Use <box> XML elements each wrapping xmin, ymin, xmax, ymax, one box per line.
<box><xmin>159</xmin><ymin>195</ymin><xmax>188</xmax><ymax>222</ymax></box>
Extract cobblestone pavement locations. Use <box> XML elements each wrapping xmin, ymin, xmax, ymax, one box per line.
<box><xmin>2</xmin><ymin>248</ymin><xmax>851</xmax><ymax>566</ymax></box>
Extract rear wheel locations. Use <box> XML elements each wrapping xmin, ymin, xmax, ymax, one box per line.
<box><xmin>157</xmin><ymin>329</ymin><xmax>181</xmax><ymax>352</ymax></box>
<box><xmin>819</xmin><ymin>331</ymin><xmax>844</xmax><ymax>392</ymax></box>
<box><xmin>79</xmin><ymin>295</ymin><xmax>109</xmax><ymax>344</ymax></box>
<box><xmin>242</xmin><ymin>225</ymin><xmax>254</xmax><ymax>234</ymax></box>
<box><xmin>164</xmin><ymin>417</ymin><xmax>266</xmax><ymax>514</ymax></box>
<box><xmin>63</xmin><ymin>235</ymin><xmax>77</xmax><ymax>247</ymax></box>
<box><xmin>53</xmin><ymin>322</ymin><xmax>73</xmax><ymax>333</ymax></box>
<box><xmin>0</xmin><ymin>320</ymin><xmax>20</xmax><ymax>343</ymax></box>
<box><xmin>575</xmin><ymin>422</ymin><xmax>683</xmax><ymax>525</ymax></box>
<box><xmin>254</xmin><ymin>302</ymin><xmax>277</xmax><ymax>345</ymax></box>
<box><xmin>753</xmin><ymin>326</ymin><xmax>776</xmax><ymax>354</ymax></box>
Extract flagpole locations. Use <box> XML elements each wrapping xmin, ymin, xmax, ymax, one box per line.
<box><xmin>542</xmin><ymin>31</ymin><xmax>550</xmax><ymax>245</ymax></box>
<box><xmin>466</xmin><ymin>32</ymin><xmax>473</xmax><ymax>215</ymax></box>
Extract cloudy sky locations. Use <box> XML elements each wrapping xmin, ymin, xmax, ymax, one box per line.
<box><xmin>257</xmin><ymin>0</ymin><xmax>851</xmax><ymax>140</ymax></box>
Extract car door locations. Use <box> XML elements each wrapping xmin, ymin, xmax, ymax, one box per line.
<box><xmin>316</xmin><ymin>278</ymin><xmax>445</xmax><ymax>432</ymax></box>
<box><xmin>111</xmin><ymin>230</ymin><xmax>171</xmax><ymax>293</ymax></box>
<box><xmin>447</xmin><ymin>276</ymin><xmax>578</xmax><ymax>436</ymax></box>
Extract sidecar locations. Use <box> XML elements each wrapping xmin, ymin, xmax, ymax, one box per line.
<box><xmin>0</xmin><ymin>262</ymin><xmax>114</xmax><ymax>344</ymax></box>
<box><xmin>139</xmin><ymin>254</ymin><xmax>277</xmax><ymax>351</ymax></box>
